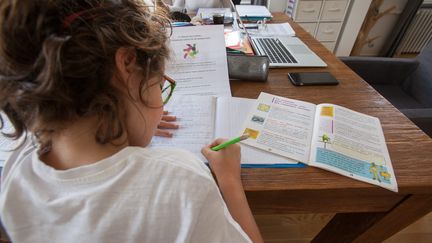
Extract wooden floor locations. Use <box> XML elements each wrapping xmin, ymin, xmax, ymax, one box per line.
<box><xmin>256</xmin><ymin>211</ymin><xmax>432</xmax><ymax>243</ymax></box>
<box><xmin>0</xmin><ymin>212</ymin><xmax>430</xmax><ymax>242</ymax></box>
<box><xmin>384</xmin><ymin>212</ymin><xmax>432</xmax><ymax>243</ymax></box>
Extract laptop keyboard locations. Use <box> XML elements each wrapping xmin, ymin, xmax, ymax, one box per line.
<box><xmin>253</xmin><ymin>38</ymin><xmax>298</xmax><ymax>64</ymax></box>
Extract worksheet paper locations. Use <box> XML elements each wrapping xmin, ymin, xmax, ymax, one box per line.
<box><xmin>150</xmin><ymin>94</ymin><xmax>297</xmax><ymax>165</ymax></box>
<box><xmin>166</xmin><ymin>25</ymin><xmax>232</xmax><ymax>97</ymax></box>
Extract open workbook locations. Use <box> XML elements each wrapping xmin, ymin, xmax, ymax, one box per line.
<box><xmin>0</xmin><ymin>99</ymin><xmax>299</xmax><ymax>172</ymax></box>
<box><xmin>150</xmin><ymin>95</ymin><xmax>301</xmax><ymax>167</ymax></box>
<box><xmin>240</xmin><ymin>92</ymin><xmax>398</xmax><ymax>192</ymax></box>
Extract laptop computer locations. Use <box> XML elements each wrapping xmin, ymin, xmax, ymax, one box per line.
<box><xmin>230</xmin><ymin>2</ymin><xmax>327</xmax><ymax>68</ymax></box>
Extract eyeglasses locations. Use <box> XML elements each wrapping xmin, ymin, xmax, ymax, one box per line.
<box><xmin>161</xmin><ymin>74</ymin><xmax>176</xmax><ymax>105</ymax></box>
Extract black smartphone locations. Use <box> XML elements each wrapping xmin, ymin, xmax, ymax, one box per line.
<box><xmin>288</xmin><ymin>72</ymin><xmax>339</xmax><ymax>86</ymax></box>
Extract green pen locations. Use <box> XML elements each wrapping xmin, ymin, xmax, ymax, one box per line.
<box><xmin>211</xmin><ymin>134</ymin><xmax>250</xmax><ymax>151</ymax></box>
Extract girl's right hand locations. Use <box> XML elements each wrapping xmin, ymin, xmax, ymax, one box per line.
<box><xmin>201</xmin><ymin>138</ymin><xmax>242</xmax><ymax>184</ymax></box>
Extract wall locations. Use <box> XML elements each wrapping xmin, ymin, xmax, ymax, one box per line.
<box><xmin>357</xmin><ymin>0</ymin><xmax>408</xmax><ymax>56</ymax></box>
<box><xmin>336</xmin><ymin>0</ymin><xmax>372</xmax><ymax>56</ymax></box>
<box><xmin>266</xmin><ymin>0</ymin><xmax>288</xmax><ymax>12</ymax></box>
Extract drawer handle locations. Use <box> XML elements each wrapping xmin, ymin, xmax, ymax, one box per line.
<box><xmin>302</xmin><ymin>8</ymin><xmax>316</xmax><ymax>13</ymax></box>
<box><xmin>328</xmin><ymin>8</ymin><xmax>341</xmax><ymax>12</ymax></box>
<box><xmin>323</xmin><ymin>29</ymin><xmax>335</xmax><ymax>34</ymax></box>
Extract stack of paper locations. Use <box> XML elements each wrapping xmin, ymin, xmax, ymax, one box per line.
<box><xmin>224</xmin><ymin>30</ymin><xmax>255</xmax><ymax>55</ymax></box>
<box><xmin>235</xmin><ymin>5</ymin><xmax>272</xmax><ymax>21</ymax></box>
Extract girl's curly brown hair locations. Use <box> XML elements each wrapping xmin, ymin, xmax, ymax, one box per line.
<box><xmin>0</xmin><ymin>0</ymin><xmax>171</xmax><ymax>150</ymax></box>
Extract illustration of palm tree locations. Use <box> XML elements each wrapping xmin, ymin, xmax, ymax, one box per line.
<box><xmin>320</xmin><ymin>134</ymin><xmax>331</xmax><ymax>149</ymax></box>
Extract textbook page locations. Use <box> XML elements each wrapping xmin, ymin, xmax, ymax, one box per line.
<box><xmin>150</xmin><ymin>95</ymin><xmax>216</xmax><ymax>161</ymax></box>
<box><xmin>166</xmin><ymin>25</ymin><xmax>232</xmax><ymax>97</ymax></box>
<box><xmin>214</xmin><ymin>97</ymin><xmax>298</xmax><ymax>165</ymax></box>
<box><xmin>240</xmin><ymin>92</ymin><xmax>316</xmax><ymax>163</ymax></box>
<box><xmin>309</xmin><ymin>104</ymin><xmax>398</xmax><ymax>192</ymax></box>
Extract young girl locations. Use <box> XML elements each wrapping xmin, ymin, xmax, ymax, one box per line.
<box><xmin>0</xmin><ymin>0</ymin><xmax>263</xmax><ymax>242</ymax></box>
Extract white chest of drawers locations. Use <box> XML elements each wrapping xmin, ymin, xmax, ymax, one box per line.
<box><xmin>286</xmin><ymin>0</ymin><xmax>351</xmax><ymax>53</ymax></box>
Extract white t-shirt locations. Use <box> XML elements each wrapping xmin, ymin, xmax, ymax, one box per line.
<box><xmin>0</xmin><ymin>144</ymin><xmax>251</xmax><ymax>243</ymax></box>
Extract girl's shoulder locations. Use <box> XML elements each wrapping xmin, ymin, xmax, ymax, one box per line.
<box><xmin>1</xmin><ymin>138</ymin><xmax>34</xmax><ymax>180</ymax></box>
<box><xmin>126</xmin><ymin>147</ymin><xmax>212</xmax><ymax>179</ymax></box>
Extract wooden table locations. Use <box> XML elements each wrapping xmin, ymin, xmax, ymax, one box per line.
<box><xmin>234</xmin><ymin>13</ymin><xmax>432</xmax><ymax>243</ymax></box>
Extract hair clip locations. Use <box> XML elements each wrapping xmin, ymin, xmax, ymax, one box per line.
<box><xmin>63</xmin><ymin>10</ymin><xmax>86</xmax><ymax>28</ymax></box>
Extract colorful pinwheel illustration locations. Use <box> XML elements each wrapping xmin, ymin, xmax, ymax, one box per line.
<box><xmin>183</xmin><ymin>44</ymin><xmax>198</xmax><ymax>59</ymax></box>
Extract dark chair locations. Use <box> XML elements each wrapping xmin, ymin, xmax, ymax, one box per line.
<box><xmin>339</xmin><ymin>41</ymin><xmax>432</xmax><ymax>137</ymax></box>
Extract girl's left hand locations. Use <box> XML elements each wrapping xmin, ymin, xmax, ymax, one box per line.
<box><xmin>155</xmin><ymin>111</ymin><xmax>178</xmax><ymax>137</ymax></box>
